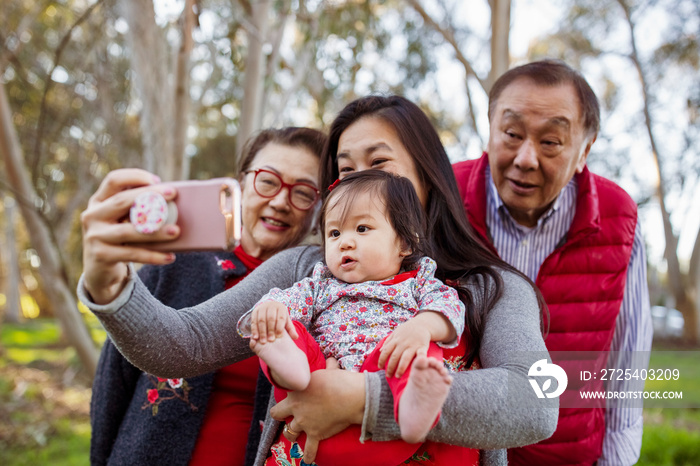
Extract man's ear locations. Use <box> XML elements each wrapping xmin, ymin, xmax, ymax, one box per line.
<box><xmin>576</xmin><ymin>134</ymin><xmax>597</xmax><ymax>173</ymax></box>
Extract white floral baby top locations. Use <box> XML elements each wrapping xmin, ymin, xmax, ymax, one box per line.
<box><xmin>238</xmin><ymin>256</ymin><xmax>465</xmax><ymax>371</ymax></box>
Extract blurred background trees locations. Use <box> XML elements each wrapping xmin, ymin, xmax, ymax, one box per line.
<box><xmin>1</xmin><ymin>0</ymin><xmax>698</xmax><ymax>379</ymax></box>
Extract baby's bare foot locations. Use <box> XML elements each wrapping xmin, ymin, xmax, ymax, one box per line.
<box><xmin>251</xmin><ymin>330</ymin><xmax>310</xmax><ymax>391</ymax></box>
<box><xmin>398</xmin><ymin>355</ymin><xmax>452</xmax><ymax>443</ymax></box>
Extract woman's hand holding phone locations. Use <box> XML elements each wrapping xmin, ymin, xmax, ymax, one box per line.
<box><xmin>80</xmin><ymin>168</ymin><xmax>181</xmax><ymax>304</ymax></box>
<box><xmin>81</xmin><ymin>169</ymin><xmax>242</xmax><ymax>304</ymax></box>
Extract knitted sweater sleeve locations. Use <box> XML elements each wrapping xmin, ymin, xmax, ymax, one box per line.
<box><xmin>363</xmin><ymin>270</ymin><xmax>558</xmax><ymax>450</ymax></box>
<box><xmin>77</xmin><ymin>245</ymin><xmax>322</xmax><ymax>378</ymax></box>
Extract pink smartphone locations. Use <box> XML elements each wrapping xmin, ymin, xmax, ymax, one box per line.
<box><xmin>132</xmin><ymin>178</ymin><xmax>242</xmax><ymax>252</ymax></box>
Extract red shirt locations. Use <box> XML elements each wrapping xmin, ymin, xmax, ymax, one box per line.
<box><xmin>189</xmin><ymin>246</ymin><xmax>263</xmax><ymax>465</ymax></box>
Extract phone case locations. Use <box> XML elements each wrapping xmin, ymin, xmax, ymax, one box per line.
<box><xmin>133</xmin><ymin>178</ymin><xmax>241</xmax><ymax>252</ymax></box>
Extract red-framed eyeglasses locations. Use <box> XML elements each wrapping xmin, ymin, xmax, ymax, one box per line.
<box><xmin>246</xmin><ymin>169</ymin><xmax>320</xmax><ymax>211</ymax></box>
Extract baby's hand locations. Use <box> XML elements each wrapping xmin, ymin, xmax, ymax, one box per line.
<box><xmin>250</xmin><ymin>301</ymin><xmax>298</xmax><ymax>344</ymax></box>
<box><xmin>378</xmin><ymin>319</ymin><xmax>431</xmax><ymax>378</ymax></box>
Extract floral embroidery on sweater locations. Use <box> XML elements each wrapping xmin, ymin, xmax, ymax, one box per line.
<box><xmin>216</xmin><ymin>257</ymin><xmax>236</xmax><ymax>270</ymax></box>
<box><xmin>403</xmin><ymin>451</ymin><xmax>432</xmax><ymax>464</ymax></box>
<box><xmin>141</xmin><ymin>374</ymin><xmax>198</xmax><ymax>416</ymax></box>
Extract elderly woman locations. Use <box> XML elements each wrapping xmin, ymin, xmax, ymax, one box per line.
<box><xmin>88</xmin><ymin>127</ymin><xmax>326</xmax><ymax>466</ymax></box>
<box><xmin>81</xmin><ymin>96</ymin><xmax>557</xmax><ymax>466</ymax></box>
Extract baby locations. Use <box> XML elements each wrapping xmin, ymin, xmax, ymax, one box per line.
<box><xmin>238</xmin><ymin>170</ymin><xmax>465</xmax><ymax>444</ymax></box>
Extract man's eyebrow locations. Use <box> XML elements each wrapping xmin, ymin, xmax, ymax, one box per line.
<box><xmin>502</xmin><ymin>109</ymin><xmax>571</xmax><ymax>129</ymax></box>
<box><xmin>546</xmin><ymin>116</ymin><xmax>571</xmax><ymax>130</ymax></box>
<box><xmin>502</xmin><ymin>109</ymin><xmax>523</xmax><ymax>121</ymax></box>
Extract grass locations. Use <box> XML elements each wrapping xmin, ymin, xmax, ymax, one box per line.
<box><xmin>0</xmin><ymin>319</ymin><xmax>698</xmax><ymax>465</ymax></box>
<box><xmin>644</xmin><ymin>350</ymin><xmax>700</xmax><ymax>407</ymax></box>
<box><xmin>639</xmin><ymin>418</ymin><xmax>700</xmax><ymax>465</ymax></box>
<box><xmin>637</xmin><ymin>343</ymin><xmax>700</xmax><ymax>465</ymax></box>
<box><xmin>0</xmin><ymin>318</ymin><xmax>102</xmax><ymax>466</ymax></box>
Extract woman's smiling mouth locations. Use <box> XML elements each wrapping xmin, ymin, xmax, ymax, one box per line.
<box><xmin>262</xmin><ymin>217</ymin><xmax>289</xmax><ymax>229</ymax></box>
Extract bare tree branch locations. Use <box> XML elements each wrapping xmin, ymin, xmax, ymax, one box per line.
<box><xmin>407</xmin><ymin>0</ymin><xmax>488</xmax><ymax>92</ymax></box>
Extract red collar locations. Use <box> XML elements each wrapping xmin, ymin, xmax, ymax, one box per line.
<box><xmin>234</xmin><ymin>245</ymin><xmax>263</xmax><ymax>271</ymax></box>
<box><xmin>380</xmin><ymin>269</ymin><xmax>419</xmax><ymax>285</ymax></box>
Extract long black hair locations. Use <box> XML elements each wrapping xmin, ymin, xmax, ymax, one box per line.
<box><xmin>320</xmin><ymin>95</ymin><xmax>547</xmax><ymax>366</ymax></box>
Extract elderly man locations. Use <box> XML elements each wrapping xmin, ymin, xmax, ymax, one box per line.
<box><xmin>453</xmin><ymin>59</ymin><xmax>652</xmax><ymax>465</ymax></box>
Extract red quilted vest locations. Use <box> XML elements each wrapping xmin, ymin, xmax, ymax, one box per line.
<box><xmin>453</xmin><ymin>153</ymin><xmax>637</xmax><ymax>466</ymax></box>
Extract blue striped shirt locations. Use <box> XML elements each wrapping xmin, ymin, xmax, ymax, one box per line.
<box><xmin>483</xmin><ymin>165</ymin><xmax>653</xmax><ymax>465</ymax></box>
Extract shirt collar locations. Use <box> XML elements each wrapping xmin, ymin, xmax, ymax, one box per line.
<box><xmin>485</xmin><ymin>164</ymin><xmax>577</xmax><ymax>232</ymax></box>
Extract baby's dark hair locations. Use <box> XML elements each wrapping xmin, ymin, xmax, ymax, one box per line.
<box><xmin>319</xmin><ymin>170</ymin><xmax>431</xmax><ymax>270</ymax></box>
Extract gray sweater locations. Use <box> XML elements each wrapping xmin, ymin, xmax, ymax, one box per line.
<box><xmin>79</xmin><ymin>245</ymin><xmax>558</xmax><ymax>465</ymax></box>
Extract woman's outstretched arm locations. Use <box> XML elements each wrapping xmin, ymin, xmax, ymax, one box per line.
<box><xmin>78</xmin><ymin>246</ymin><xmax>322</xmax><ymax>378</ymax></box>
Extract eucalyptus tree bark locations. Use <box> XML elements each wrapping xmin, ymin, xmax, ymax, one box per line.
<box><xmin>267</xmin><ymin>3</ymin><xmax>317</xmax><ymax>127</ymax></box>
<box><xmin>119</xmin><ymin>0</ymin><xmax>175</xmax><ymax>180</ymax></box>
<box><xmin>175</xmin><ymin>0</ymin><xmax>196</xmax><ymax>180</ymax></box>
<box><xmin>617</xmin><ymin>0</ymin><xmax>698</xmax><ymax>342</ymax></box>
<box><xmin>488</xmin><ymin>0</ymin><xmax>511</xmax><ymax>88</ymax></box>
<box><xmin>0</xmin><ymin>82</ymin><xmax>99</xmax><ymax>374</ymax></box>
<box><xmin>261</xmin><ymin>1</ymin><xmax>292</xmax><ymax>126</ymax></box>
<box><xmin>2</xmin><ymin>195</ymin><xmax>22</xmax><ymax>324</ymax></box>
<box><xmin>236</xmin><ymin>0</ymin><xmax>271</xmax><ymax>159</ymax></box>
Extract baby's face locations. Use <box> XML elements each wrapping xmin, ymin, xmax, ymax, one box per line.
<box><xmin>324</xmin><ymin>191</ymin><xmax>407</xmax><ymax>283</ymax></box>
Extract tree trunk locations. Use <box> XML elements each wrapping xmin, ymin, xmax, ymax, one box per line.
<box><xmin>2</xmin><ymin>195</ymin><xmax>22</xmax><ymax>324</ymax></box>
<box><xmin>236</xmin><ymin>0</ymin><xmax>271</xmax><ymax>159</ymax></box>
<box><xmin>488</xmin><ymin>0</ymin><xmax>511</xmax><ymax>89</ymax></box>
<box><xmin>119</xmin><ymin>0</ymin><xmax>175</xmax><ymax>180</ymax></box>
<box><xmin>174</xmin><ymin>0</ymin><xmax>196</xmax><ymax>180</ymax></box>
<box><xmin>617</xmin><ymin>0</ymin><xmax>698</xmax><ymax>343</ymax></box>
<box><xmin>0</xmin><ymin>82</ymin><xmax>99</xmax><ymax>375</ymax></box>
<box><xmin>688</xmin><ymin>222</ymin><xmax>700</xmax><ymax>342</ymax></box>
